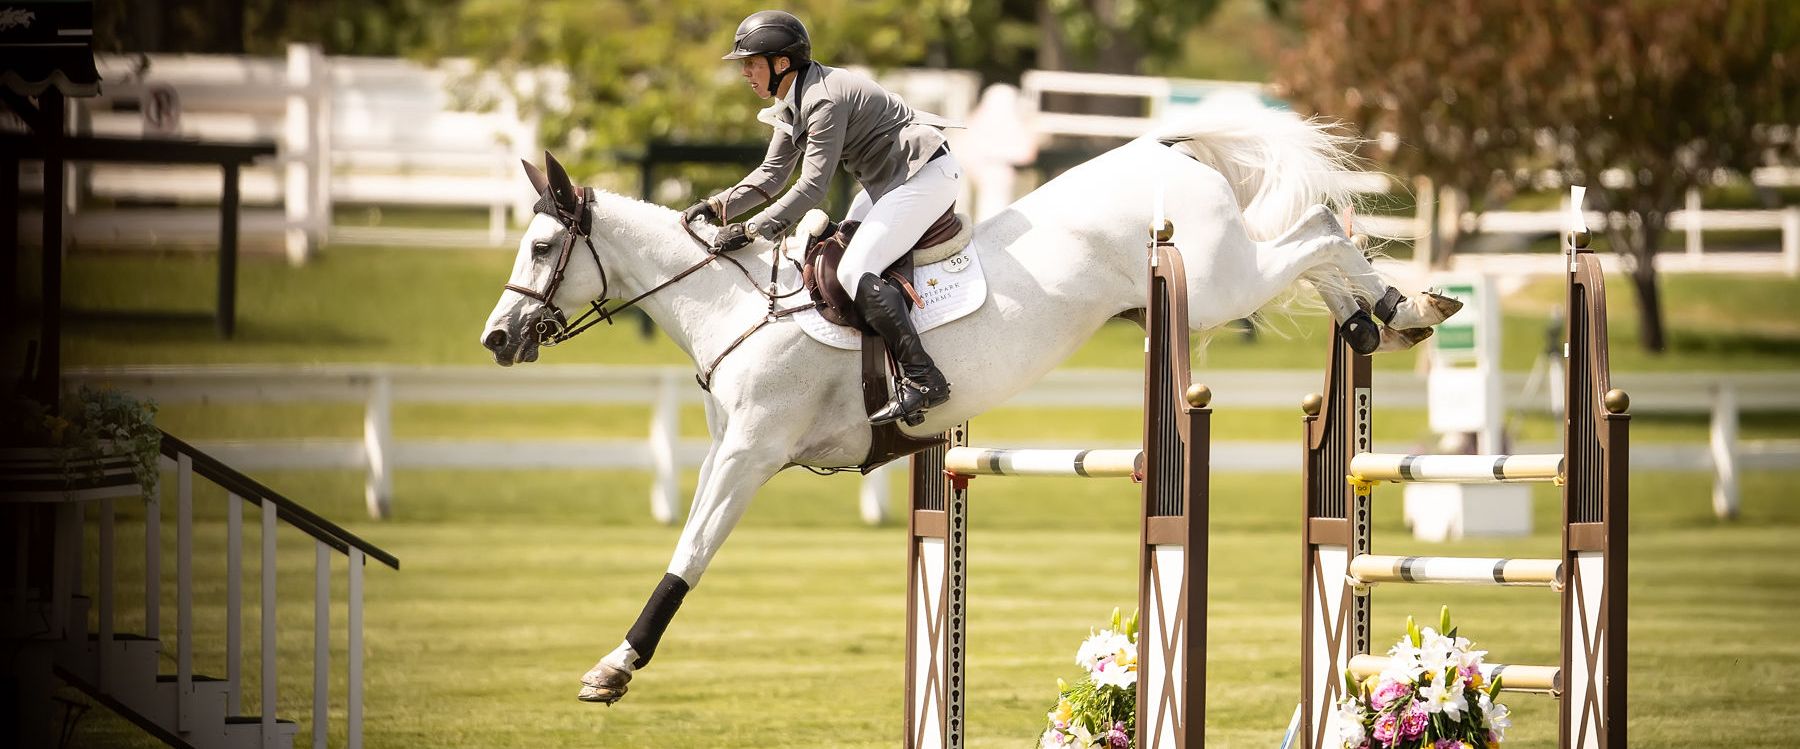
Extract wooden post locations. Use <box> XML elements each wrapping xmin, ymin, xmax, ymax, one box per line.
<box><xmin>904</xmin><ymin>425</ymin><xmax>967</xmax><ymax>749</ymax></box>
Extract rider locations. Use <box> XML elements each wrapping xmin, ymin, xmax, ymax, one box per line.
<box><xmin>682</xmin><ymin>9</ymin><xmax>961</xmax><ymax>427</ymax></box>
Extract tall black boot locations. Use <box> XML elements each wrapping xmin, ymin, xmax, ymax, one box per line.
<box><xmin>855</xmin><ymin>273</ymin><xmax>951</xmax><ymax>426</ymax></box>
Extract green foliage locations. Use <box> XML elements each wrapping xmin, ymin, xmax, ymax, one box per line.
<box><xmin>1276</xmin><ymin>0</ymin><xmax>1800</xmax><ymax>351</ymax></box>
<box><xmin>7</xmin><ymin>386</ymin><xmax>161</xmax><ymax>492</ymax></box>
<box><xmin>423</xmin><ymin>1</ymin><xmax>943</xmax><ymax>171</ymax></box>
<box><xmin>1044</xmin><ymin>0</ymin><xmax>1225</xmax><ymax>64</ymax></box>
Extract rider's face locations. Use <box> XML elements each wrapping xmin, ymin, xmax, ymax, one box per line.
<box><xmin>738</xmin><ymin>56</ymin><xmax>788</xmax><ymax>100</ymax></box>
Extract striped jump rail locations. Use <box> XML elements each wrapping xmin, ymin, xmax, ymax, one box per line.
<box><xmin>1348</xmin><ymin>554</ymin><xmax>1562</xmax><ymax>588</ymax></box>
<box><xmin>1347</xmin><ymin>654</ymin><xmax>1562</xmax><ymax>695</ymax></box>
<box><xmin>943</xmin><ymin>448</ymin><xmax>1143</xmax><ymax>479</ymax></box>
<box><xmin>1300</xmin><ymin>203</ymin><xmax>1627</xmax><ymax>749</ymax></box>
<box><xmin>1347</xmin><ymin>453</ymin><xmax>1564</xmax><ymax>485</ymax></box>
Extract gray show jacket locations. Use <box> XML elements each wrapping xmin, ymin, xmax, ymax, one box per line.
<box><xmin>710</xmin><ymin>63</ymin><xmax>955</xmax><ymax>239</ymax></box>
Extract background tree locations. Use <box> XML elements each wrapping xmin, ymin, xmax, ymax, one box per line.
<box><xmin>1278</xmin><ymin>0</ymin><xmax>1800</xmax><ymax>353</ymax></box>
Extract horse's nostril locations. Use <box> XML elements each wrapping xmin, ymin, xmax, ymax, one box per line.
<box><xmin>485</xmin><ymin>329</ymin><xmax>508</xmax><ymax>350</ymax></box>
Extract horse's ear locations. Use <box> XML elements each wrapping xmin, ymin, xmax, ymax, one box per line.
<box><xmin>521</xmin><ymin>159</ymin><xmax>550</xmax><ymax>196</ymax></box>
<box><xmin>544</xmin><ymin>150</ymin><xmax>578</xmax><ymax>215</ymax></box>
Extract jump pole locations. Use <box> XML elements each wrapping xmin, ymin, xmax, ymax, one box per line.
<box><xmin>904</xmin><ymin>220</ymin><xmax>1211</xmax><ymax>748</ymax></box>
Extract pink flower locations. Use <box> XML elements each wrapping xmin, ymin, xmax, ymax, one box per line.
<box><xmin>1373</xmin><ymin>712</ymin><xmax>1400</xmax><ymax>745</ymax></box>
<box><xmin>1372</xmin><ymin>681</ymin><xmax>1410</xmax><ymax>709</ymax></box>
<box><xmin>1435</xmin><ymin>740</ymin><xmax>1462</xmax><ymax>749</ymax></box>
<box><xmin>1400</xmin><ymin>703</ymin><xmax>1429</xmax><ymax>739</ymax></box>
<box><xmin>1106</xmin><ymin>722</ymin><xmax>1131</xmax><ymax>747</ymax></box>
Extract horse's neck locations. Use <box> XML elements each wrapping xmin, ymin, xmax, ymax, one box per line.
<box><xmin>589</xmin><ymin>192</ymin><xmax>778</xmax><ymax>363</ymax></box>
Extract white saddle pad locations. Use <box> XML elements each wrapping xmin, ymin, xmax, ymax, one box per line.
<box><xmin>793</xmin><ymin>243</ymin><xmax>988</xmax><ymax>351</ymax></box>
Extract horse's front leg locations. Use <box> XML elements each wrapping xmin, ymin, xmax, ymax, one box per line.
<box><xmin>577</xmin><ymin>432</ymin><xmax>787</xmax><ymax>704</ymax></box>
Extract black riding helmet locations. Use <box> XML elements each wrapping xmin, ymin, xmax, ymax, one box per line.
<box><xmin>723</xmin><ymin>10</ymin><xmax>811</xmax><ymax>97</ymax></box>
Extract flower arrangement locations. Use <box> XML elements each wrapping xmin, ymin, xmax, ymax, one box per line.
<box><xmin>1333</xmin><ymin>607</ymin><xmax>1513</xmax><ymax>749</ymax></box>
<box><xmin>5</xmin><ymin>386</ymin><xmax>161</xmax><ymax>493</ymax></box>
<box><xmin>1040</xmin><ymin>608</ymin><xmax>1138</xmax><ymax>749</ymax></box>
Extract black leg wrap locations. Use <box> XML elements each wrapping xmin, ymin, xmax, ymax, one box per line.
<box><xmin>1372</xmin><ymin>287</ymin><xmax>1406</xmax><ymax>324</ymax></box>
<box><xmin>625</xmin><ymin>573</ymin><xmax>690</xmax><ymax>669</ymax></box>
<box><xmin>1340</xmin><ymin>309</ymin><xmax>1381</xmax><ymax>355</ymax></box>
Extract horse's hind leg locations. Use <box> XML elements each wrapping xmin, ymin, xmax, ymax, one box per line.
<box><xmin>1306</xmin><ymin>267</ymin><xmax>1437</xmax><ymax>353</ymax></box>
<box><xmin>1311</xmin><ymin>231</ymin><xmax>1462</xmax><ymax>330</ymax></box>
<box><xmin>578</xmin><ymin>434</ymin><xmax>786</xmax><ymax>705</ymax></box>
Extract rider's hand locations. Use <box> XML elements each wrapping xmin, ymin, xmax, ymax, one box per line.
<box><xmin>712</xmin><ymin>222</ymin><xmax>753</xmax><ymax>254</ymax></box>
<box><xmin>682</xmin><ymin>201</ymin><xmax>718</xmax><ymax>226</ymax></box>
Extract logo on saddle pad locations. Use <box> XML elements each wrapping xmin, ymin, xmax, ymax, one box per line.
<box><xmin>790</xmin><ymin>214</ymin><xmax>988</xmax><ymax>351</ymax></box>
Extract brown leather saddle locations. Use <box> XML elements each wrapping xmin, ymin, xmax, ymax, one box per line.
<box><xmin>798</xmin><ymin>207</ymin><xmax>966</xmax><ymax>471</ymax></box>
<box><xmin>800</xmin><ymin>207</ymin><xmax>963</xmax><ymax>331</ymax></box>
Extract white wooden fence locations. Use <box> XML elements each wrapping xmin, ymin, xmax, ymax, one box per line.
<box><xmin>1012</xmin><ymin>70</ymin><xmax>1800</xmax><ymax>275</ymax></box>
<box><xmin>65</xmin><ymin>365</ymin><xmax>1799</xmax><ymax>523</ymax></box>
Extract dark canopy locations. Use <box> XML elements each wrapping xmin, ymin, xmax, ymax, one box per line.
<box><xmin>0</xmin><ymin>1</ymin><xmax>100</xmax><ymax>98</ymax></box>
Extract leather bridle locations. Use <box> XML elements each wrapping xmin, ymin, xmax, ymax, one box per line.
<box><xmin>501</xmin><ymin>185</ymin><xmax>814</xmax><ymax>376</ymax></box>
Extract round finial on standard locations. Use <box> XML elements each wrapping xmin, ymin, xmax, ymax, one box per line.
<box><xmin>1153</xmin><ymin>219</ymin><xmax>1175</xmax><ymax>243</ymax></box>
<box><xmin>1185</xmin><ymin>383</ymin><xmax>1212</xmax><ymax>408</ymax></box>
<box><xmin>1568</xmin><ymin>229</ymin><xmax>1591</xmax><ymax>250</ymax></box>
<box><xmin>1301</xmin><ymin>392</ymin><xmax>1324</xmax><ymax>416</ymax></box>
<box><xmin>1604</xmin><ymin>388</ymin><xmax>1629</xmax><ymax>414</ymax></box>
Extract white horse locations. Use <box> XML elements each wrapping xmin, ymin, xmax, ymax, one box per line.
<box><xmin>480</xmin><ymin>108</ymin><xmax>1459</xmax><ymax>704</ymax></box>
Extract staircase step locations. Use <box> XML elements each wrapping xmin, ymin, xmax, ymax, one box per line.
<box><xmin>153</xmin><ymin>673</ymin><xmax>232</xmax><ymax>745</ymax></box>
<box><xmin>223</xmin><ymin>717</ymin><xmax>299</xmax><ymax>749</ymax></box>
<box><xmin>54</xmin><ymin>631</ymin><xmax>162</xmax><ymax>707</ymax></box>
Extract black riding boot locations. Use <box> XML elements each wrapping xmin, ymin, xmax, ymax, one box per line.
<box><xmin>855</xmin><ymin>273</ymin><xmax>952</xmax><ymax>426</ymax></box>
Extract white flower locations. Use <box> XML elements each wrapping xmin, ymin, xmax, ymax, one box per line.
<box><xmin>1484</xmin><ymin>697</ymin><xmax>1512</xmax><ymax>742</ymax></box>
<box><xmin>1076</xmin><ymin>629</ymin><xmax>1131</xmax><ymax>672</ymax></box>
<box><xmin>1331</xmin><ymin>698</ymin><xmax>1367</xmax><ymax>748</ymax></box>
<box><xmin>1417</xmin><ymin>629</ymin><xmax>1459</xmax><ymax>676</ymax></box>
<box><xmin>1069</xmin><ymin>721</ymin><xmax>1095</xmax><ymax>747</ymax></box>
<box><xmin>1419</xmin><ymin>676</ymin><xmax>1468</xmax><ymax>720</ymax></box>
<box><xmin>1454</xmin><ymin>639</ymin><xmax>1487</xmax><ymax>672</ymax></box>
<box><xmin>1039</xmin><ymin>728</ymin><xmax>1070</xmax><ymax>749</ymax></box>
<box><xmin>1384</xmin><ymin>634</ymin><xmax>1426</xmax><ymax>683</ymax></box>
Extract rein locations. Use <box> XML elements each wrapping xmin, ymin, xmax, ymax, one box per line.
<box><xmin>508</xmin><ymin>185</ymin><xmax>815</xmax><ymax>390</ymax></box>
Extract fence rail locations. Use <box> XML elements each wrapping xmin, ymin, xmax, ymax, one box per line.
<box><xmin>67</xmin><ymin>365</ymin><xmax>1799</xmax><ymax>522</ymax></box>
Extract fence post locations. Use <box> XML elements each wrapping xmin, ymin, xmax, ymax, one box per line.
<box><xmin>284</xmin><ymin>43</ymin><xmax>323</xmax><ymax>265</ymax></box>
<box><xmin>1412</xmin><ymin>175</ymin><xmax>1435</xmax><ymax>270</ymax></box>
<box><xmin>364</xmin><ymin>372</ymin><xmax>393</xmax><ymax>519</ymax></box>
<box><xmin>859</xmin><ymin>462</ymin><xmax>892</xmax><ymax>526</ymax></box>
<box><xmin>1782</xmin><ymin>206</ymin><xmax>1799</xmax><ymax>278</ymax></box>
<box><xmin>1711</xmin><ymin>385</ymin><xmax>1739</xmax><ymax>520</ymax></box>
<box><xmin>1684</xmin><ymin>187</ymin><xmax>1703</xmax><ymax>256</ymax></box>
<box><xmin>649</xmin><ymin>373</ymin><xmax>681</xmax><ymax>525</ymax></box>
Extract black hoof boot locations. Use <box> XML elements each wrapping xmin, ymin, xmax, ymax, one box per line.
<box><xmin>1340</xmin><ymin>309</ymin><xmax>1381</xmax><ymax>355</ymax></box>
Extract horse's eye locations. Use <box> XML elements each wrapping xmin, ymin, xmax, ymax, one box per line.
<box><xmin>532</xmin><ymin>241</ymin><xmax>551</xmax><ymax>257</ymax></box>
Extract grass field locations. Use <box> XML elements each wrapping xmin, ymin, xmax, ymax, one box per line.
<box><xmin>45</xmin><ymin>244</ymin><xmax>1800</xmax><ymax>747</ymax></box>
<box><xmin>67</xmin><ymin>465</ymin><xmax>1800</xmax><ymax>748</ymax></box>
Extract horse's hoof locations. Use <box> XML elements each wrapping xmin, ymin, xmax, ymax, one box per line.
<box><xmin>1420</xmin><ymin>291</ymin><xmax>1464</xmax><ymax>323</ymax></box>
<box><xmin>1376</xmin><ymin>325</ymin><xmax>1434</xmax><ymax>352</ymax></box>
<box><xmin>577</xmin><ymin>683</ymin><xmax>627</xmax><ymax>704</ymax></box>
<box><xmin>1339</xmin><ymin>310</ymin><xmax>1381</xmax><ymax>355</ymax></box>
<box><xmin>578</xmin><ymin>661</ymin><xmax>632</xmax><ymax>705</ymax></box>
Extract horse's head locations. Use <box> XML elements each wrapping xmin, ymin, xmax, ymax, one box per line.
<box><xmin>481</xmin><ymin>152</ymin><xmax>607</xmax><ymax>366</ymax></box>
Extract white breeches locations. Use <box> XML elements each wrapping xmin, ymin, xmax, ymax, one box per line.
<box><xmin>838</xmin><ymin>154</ymin><xmax>963</xmax><ymax>299</ymax></box>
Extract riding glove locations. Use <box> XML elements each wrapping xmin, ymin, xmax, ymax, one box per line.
<box><xmin>681</xmin><ymin>201</ymin><xmax>717</xmax><ymax>225</ymax></box>
<box><xmin>712</xmin><ymin>222</ymin><xmax>754</xmax><ymax>254</ymax></box>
